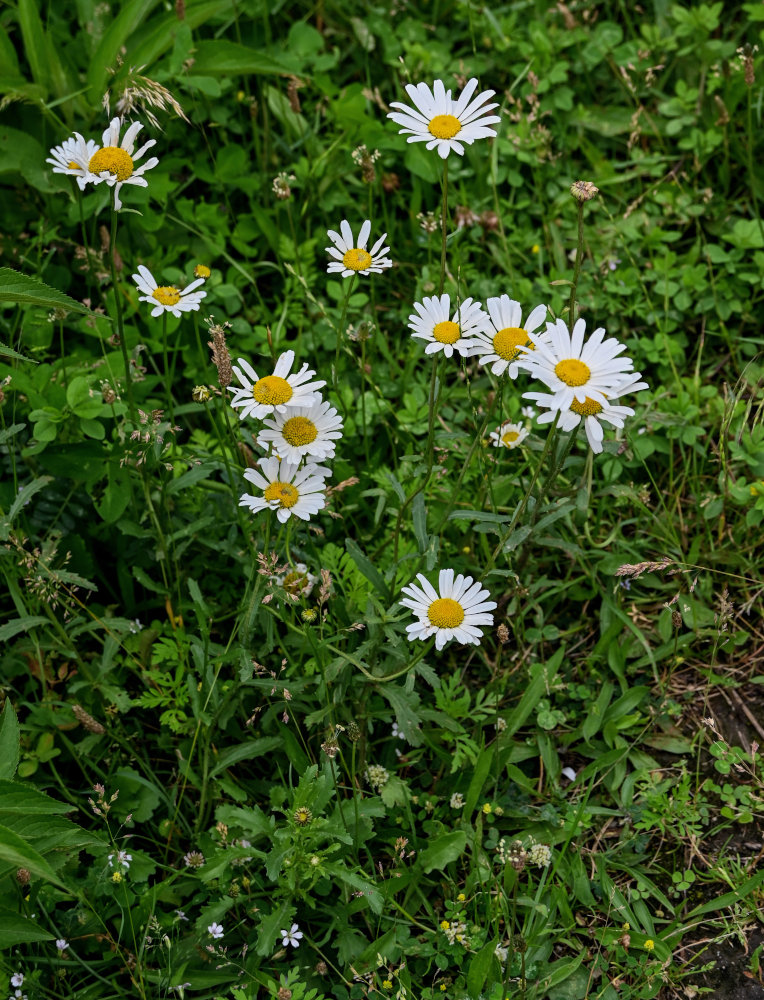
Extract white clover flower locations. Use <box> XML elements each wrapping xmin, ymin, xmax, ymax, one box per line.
<box><xmin>517</xmin><ymin>317</ymin><xmax>636</xmax><ymax>410</ymax></box>
<box><xmin>239</xmin><ymin>457</ymin><xmax>329</xmax><ymax>523</ymax></box>
<box><xmin>471</xmin><ymin>296</ymin><xmax>548</xmax><ymax>379</ymax></box>
<box><xmin>365</xmin><ymin>764</ymin><xmax>390</xmax><ymax>792</ymax></box>
<box><xmin>87</xmin><ymin>118</ymin><xmax>159</xmax><ymax>210</ymax></box>
<box><xmin>400</xmin><ymin>568</ymin><xmax>496</xmax><ymax>651</ymax></box>
<box><xmin>489</xmin><ymin>421</ymin><xmax>529</xmax><ymax>450</ymax></box>
<box><xmin>55</xmin><ymin>939</ymin><xmax>69</xmax><ymax>951</ymax></box>
<box><xmin>326</xmin><ymin>220</ymin><xmax>392</xmax><ymax>277</ymax></box>
<box><xmin>256</xmin><ymin>398</ymin><xmax>343</xmax><ymax>464</ymax></box>
<box><xmin>524</xmin><ymin>371</ymin><xmax>648</xmax><ymax>454</ymax></box>
<box><xmin>495</xmin><ymin>944</ymin><xmax>509</xmax><ymax>963</ymax></box>
<box><xmin>388</xmin><ymin>78</ymin><xmax>501</xmax><ymax>159</ymax></box>
<box><xmin>528</xmin><ymin>843</ymin><xmax>552</xmax><ymax>867</ymax></box>
<box><xmin>107</xmin><ymin>850</ymin><xmax>132</xmax><ymax>869</ymax></box>
<box><xmin>207</xmin><ymin>922</ymin><xmax>224</xmax><ymax>939</ymax></box>
<box><xmin>230</xmin><ymin>350</ymin><xmax>325</xmax><ymax>422</ymax></box>
<box><xmin>46</xmin><ymin>133</ymin><xmax>100</xmax><ymax>190</ymax></box>
<box><xmin>132</xmin><ymin>265</ymin><xmax>207</xmax><ymax>318</ymax></box>
<box><xmin>450</xmin><ymin>792</ymin><xmax>465</xmax><ymax>809</ymax></box>
<box><xmin>408</xmin><ymin>294</ymin><xmax>487</xmax><ymax>359</ymax></box>
<box><xmin>280</xmin><ymin>922</ymin><xmax>303</xmax><ymax>947</ymax></box>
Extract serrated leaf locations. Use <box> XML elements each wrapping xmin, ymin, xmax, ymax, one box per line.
<box><xmin>0</xmin><ymin>779</ymin><xmax>71</xmax><ymax>815</ymax></box>
<box><xmin>0</xmin><ymin>268</ymin><xmax>92</xmax><ymax>314</ymax></box>
<box><xmin>419</xmin><ymin>831</ymin><xmax>467</xmax><ymax>873</ymax></box>
<box><xmin>8</xmin><ymin>476</ymin><xmax>53</xmax><ymax>522</ymax></box>
<box><xmin>0</xmin><ymin>617</ymin><xmax>49</xmax><ymax>642</ymax></box>
<box><xmin>0</xmin><ymin>340</ymin><xmax>37</xmax><ymax>363</ymax></box>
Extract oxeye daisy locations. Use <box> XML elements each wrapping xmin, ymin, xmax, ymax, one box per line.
<box><xmin>387</xmin><ymin>78</ymin><xmax>501</xmax><ymax>159</ymax></box>
<box><xmin>256</xmin><ymin>398</ymin><xmax>343</xmax><ymax>464</ymax></box>
<box><xmin>239</xmin><ymin>457</ymin><xmax>329</xmax><ymax>523</ymax></box>
<box><xmin>326</xmin><ymin>220</ymin><xmax>392</xmax><ymax>277</ymax></box>
<box><xmin>408</xmin><ymin>294</ymin><xmax>487</xmax><ymax>359</ymax></box>
<box><xmin>399</xmin><ymin>568</ymin><xmax>496</xmax><ymax>651</ymax></box>
<box><xmin>471</xmin><ymin>296</ymin><xmax>548</xmax><ymax>379</ymax></box>
<box><xmin>489</xmin><ymin>421</ymin><xmax>529</xmax><ymax>449</ymax></box>
<box><xmin>132</xmin><ymin>265</ymin><xmax>207</xmax><ymax>317</ymax></box>
<box><xmin>230</xmin><ymin>351</ymin><xmax>326</xmax><ymax>421</ymax></box>
<box><xmin>524</xmin><ymin>371</ymin><xmax>649</xmax><ymax>454</ymax></box>
<box><xmin>46</xmin><ymin>133</ymin><xmax>100</xmax><ymax>190</ymax></box>
<box><xmin>87</xmin><ymin>117</ymin><xmax>159</xmax><ymax>210</ymax></box>
<box><xmin>517</xmin><ymin>317</ymin><xmax>636</xmax><ymax>409</ymax></box>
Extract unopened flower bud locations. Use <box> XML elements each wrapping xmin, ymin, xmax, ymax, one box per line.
<box><xmin>570</xmin><ymin>180</ymin><xmax>599</xmax><ymax>202</ymax></box>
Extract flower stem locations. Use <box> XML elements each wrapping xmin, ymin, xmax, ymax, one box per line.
<box><xmin>108</xmin><ymin>193</ymin><xmax>137</xmax><ymax>424</ymax></box>
<box><xmin>332</xmin><ymin>273</ymin><xmax>356</xmax><ymax>409</ymax></box>
<box><xmin>567</xmin><ymin>201</ymin><xmax>585</xmax><ymax>326</ymax></box>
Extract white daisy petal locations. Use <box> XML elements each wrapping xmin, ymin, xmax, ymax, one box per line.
<box><xmin>325</xmin><ymin>219</ymin><xmax>392</xmax><ymax>277</ymax></box>
<box><xmin>85</xmin><ymin>118</ymin><xmax>159</xmax><ymax>210</ymax></box>
<box><xmin>399</xmin><ymin>569</ymin><xmax>495</xmax><ymax>651</ymax></box>
<box><xmin>408</xmin><ymin>294</ymin><xmax>487</xmax><ymax>359</ymax></box>
<box><xmin>239</xmin><ymin>458</ymin><xmax>330</xmax><ymax>523</ymax></box>
<box><xmin>256</xmin><ymin>398</ymin><xmax>344</xmax><ymax>464</ymax></box>
<box><xmin>388</xmin><ymin>77</ymin><xmax>500</xmax><ymax>158</ymax></box>
<box><xmin>131</xmin><ymin>265</ymin><xmax>206</xmax><ymax>318</ymax></box>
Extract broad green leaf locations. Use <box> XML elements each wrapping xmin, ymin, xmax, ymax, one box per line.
<box><xmin>0</xmin><ymin>27</ymin><xmax>20</xmax><ymax>76</ymax></box>
<box><xmin>467</xmin><ymin>938</ymin><xmax>500</xmax><ymax>999</ymax></box>
<box><xmin>0</xmin><ymin>617</ymin><xmax>49</xmax><ymax>642</ymax></box>
<box><xmin>464</xmin><ymin>741</ymin><xmax>493</xmax><ymax>816</ymax></box>
<box><xmin>0</xmin><ymin>340</ymin><xmax>36</xmax><ymax>363</ymax></box>
<box><xmin>0</xmin><ymin>909</ymin><xmax>54</xmax><ymax>949</ymax></box>
<box><xmin>16</xmin><ymin>0</ymin><xmax>51</xmax><ymax>91</ymax></box>
<box><xmin>0</xmin><ymin>823</ymin><xmax>70</xmax><ymax>890</ymax></box>
<box><xmin>210</xmin><ymin>737</ymin><xmax>282</xmax><ymax>778</ymax></box>
<box><xmin>0</xmin><ymin>779</ymin><xmax>71</xmax><ymax>815</ymax></box>
<box><xmin>124</xmin><ymin>1</ymin><xmax>236</xmax><ymax>79</ymax></box>
<box><xmin>0</xmin><ymin>703</ymin><xmax>19</xmax><ymax>780</ymax></box>
<box><xmin>419</xmin><ymin>831</ymin><xmax>467</xmax><ymax>873</ymax></box>
<box><xmin>345</xmin><ymin>537</ymin><xmax>389</xmax><ymax>599</ymax></box>
<box><xmin>190</xmin><ymin>39</ymin><xmax>295</xmax><ymax>77</ymax></box>
<box><xmin>0</xmin><ymin>268</ymin><xmax>92</xmax><ymax>314</ymax></box>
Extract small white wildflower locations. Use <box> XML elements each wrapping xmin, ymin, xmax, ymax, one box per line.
<box><xmin>207</xmin><ymin>922</ymin><xmax>224</xmax><ymax>939</ymax></box>
<box><xmin>280</xmin><ymin>922</ymin><xmax>303</xmax><ymax>947</ymax></box>
<box><xmin>449</xmin><ymin>792</ymin><xmax>465</xmax><ymax>809</ymax></box>
<box><xmin>10</xmin><ymin>975</ymin><xmax>23</xmax><ymax>990</ymax></box>
<box><xmin>528</xmin><ymin>843</ymin><xmax>552</xmax><ymax>867</ymax></box>
<box><xmin>107</xmin><ymin>850</ymin><xmax>132</xmax><ymax>869</ymax></box>
<box><xmin>365</xmin><ymin>764</ymin><xmax>390</xmax><ymax>792</ymax></box>
<box><xmin>55</xmin><ymin>939</ymin><xmax>69</xmax><ymax>951</ymax></box>
<box><xmin>496</xmin><ymin>716</ymin><xmax>507</xmax><ymax>732</ymax></box>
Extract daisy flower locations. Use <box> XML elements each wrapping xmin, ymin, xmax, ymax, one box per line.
<box><xmin>46</xmin><ymin>133</ymin><xmax>100</xmax><ymax>190</ymax></box>
<box><xmin>230</xmin><ymin>351</ymin><xmax>326</xmax><ymax>421</ymax></box>
<box><xmin>399</xmin><ymin>568</ymin><xmax>496</xmax><ymax>651</ymax></box>
<box><xmin>517</xmin><ymin>317</ymin><xmax>636</xmax><ymax>410</ymax></box>
<box><xmin>326</xmin><ymin>220</ymin><xmax>392</xmax><ymax>277</ymax></box>
<box><xmin>256</xmin><ymin>398</ymin><xmax>343</xmax><ymax>464</ymax></box>
<box><xmin>471</xmin><ymin>296</ymin><xmax>548</xmax><ymax>379</ymax></box>
<box><xmin>87</xmin><ymin>117</ymin><xmax>159</xmax><ymax>210</ymax></box>
<box><xmin>280</xmin><ymin>923</ymin><xmax>303</xmax><ymax>948</ymax></box>
<box><xmin>132</xmin><ymin>265</ymin><xmax>207</xmax><ymax>317</ymax></box>
<box><xmin>489</xmin><ymin>421</ymin><xmax>529</xmax><ymax>449</ymax></box>
<box><xmin>524</xmin><ymin>372</ymin><xmax>649</xmax><ymax>454</ymax></box>
<box><xmin>408</xmin><ymin>294</ymin><xmax>487</xmax><ymax>359</ymax></box>
<box><xmin>239</xmin><ymin>457</ymin><xmax>329</xmax><ymax>523</ymax></box>
<box><xmin>387</xmin><ymin>78</ymin><xmax>501</xmax><ymax>159</ymax></box>
<box><xmin>274</xmin><ymin>562</ymin><xmax>317</xmax><ymax>598</ymax></box>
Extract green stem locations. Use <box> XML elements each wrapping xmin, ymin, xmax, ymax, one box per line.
<box><xmin>439</xmin><ymin>160</ymin><xmax>448</xmax><ymax>294</ymax></box>
<box><xmin>108</xmin><ymin>193</ymin><xmax>137</xmax><ymax>423</ymax></box>
<box><xmin>568</xmin><ymin>200</ymin><xmax>585</xmax><ymax>325</ymax></box>
<box><xmin>333</xmin><ymin>274</ymin><xmax>357</xmax><ymax>408</ymax></box>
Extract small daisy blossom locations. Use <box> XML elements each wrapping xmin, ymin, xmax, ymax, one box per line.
<box><xmin>408</xmin><ymin>294</ymin><xmax>487</xmax><ymax>359</ymax></box>
<box><xmin>87</xmin><ymin>118</ymin><xmax>159</xmax><ymax>210</ymax></box>
<box><xmin>524</xmin><ymin>371</ymin><xmax>648</xmax><ymax>454</ymax></box>
<box><xmin>400</xmin><ymin>568</ymin><xmax>497</xmax><ymax>651</ymax></box>
<box><xmin>46</xmin><ymin>133</ymin><xmax>100</xmax><ymax>190</ymax></box>
<box><xmin>388</xmin><ymin>78</ymin><xmax>501</xmax><ymax>159</ymax></box>
<box><xmin>207</xmin><ymin>922</ymin><xmax>224</xmax><ymax>939</ymax></box>
<box><xmin>471</xmin><ymin>296</ymin><xmax>548</xmax><ymax>379</ymax></box>
<box><xmin>326</xmin><ymin>220</ymin><xmax>392</xmax><ymax>277</ymax></box>
<box><xmin>280</xmin><ymin>923</ymin><xmax>303</xmax><ymax>947</ymax></box>
<box><xmin>489</xmin><ymin>421</ymin><xmax>529</xmax><ymax>449</ymax></box>
<box><xmin>256</xmin><ymin>398</ymin><xmax>343</xmax><ymax>464</ymax></box>
<box><xmin>239</xmin><ymin>457</ymin><xmax>329</xmax><ymax>523</ymax></box>
<box><xmin>517</xmin><ymin>317</ymin><xmax>636</xmax><ymax>410</ymax></box>
<box><xmin>132</xmin><ymin>265</ymin><xmax>207</xmax><ymax>318</ymax></box>
<box><xmin>230</xmin><ymin>351</ymin><xmax>325</xmax><ymax>421</ymax></box>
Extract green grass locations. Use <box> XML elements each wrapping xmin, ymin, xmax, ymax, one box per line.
<box><xmin>1</xmin><ymin>2</ymin><xmax>763</xmax><ymax>1000</ymax></box>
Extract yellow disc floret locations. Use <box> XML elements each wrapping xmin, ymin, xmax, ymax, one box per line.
<box><xmin>428</xmin><ymin>114</ymin><xmax>462</xmax><ymax>140</ymax></box>
<box><xmin>493</xmin><ymin>326</ymin><xmax>532</xmax><ymax>361</ymax></box>
<box><xmin>502</xmin><ymin>430</ymin><xmax>520</xmax><ymax>445</ymax></box>
<box><xmin>152</xmin><ymin>286</ymin><xmax>181</xmax><ymax>306</ymax></box>
<box><xmin>432</xmin><ymin>320</ymin><xmax>460</xmax><ymax>344</ymax></box>
<box><xmin>253</xmin><ymin>375</ymin><xmax>293</xmax><ymax>406</ymax></box>
<box><xmin>88</xmin><ymin>146</ymin><xmax>134</xmax><ymax>181</ymax></box>
<box><xmin>554</xmin><ymin>359</ymin><xmax>591</xmax><ymax>387</ymax></box>
<box><xmin>67</xmin><ymin>160</ymin><xmax>80</xmax><ymax>170</ymax></box>
<box><xmin>427</xmin><ymin>597</ymin><xmax>465</xmax><ymax>628</ymax></box>
<box><xmin>342</xmin><ymin>248</ymin><xmax>373</xmax><ymax>271</ymax></box>
<box><xmin>194</xmin><ymin>264</ymin><xmax>211</xmax><ymax>279</ymax></box>
<box><xmin>264</xmin><ymin>481</ymin><xmax>299</xmax><ymax>508</ymax></box>
<box><xmin>570</xmin><ymin>396</ymin><xmax>603</xmax><ymax>416</ymax></box>
<box><xmin>282</xmin><ymin>416</ymin><xmax>318</xmax><ymax>447</ymax></box>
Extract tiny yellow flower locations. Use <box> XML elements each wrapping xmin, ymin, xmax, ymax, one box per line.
<box><xmin>439</xmin><ymin>986</ymin><xmax>447</xmax><ymax>993</ymax></box>
<box><xmin>644</xmin><ymin>939</ymin><xmax>655</xmax><ymax>952</ymax></box>
<box><xmin>440</xmin><ymin>920</ymin><xmax>450</xmax><ymax>930</ymax></box>
<box><xmin>532</xmin><ymin>244</ymin><xmax>540</xmax><ymax>253</ymax></box>
<box><xmin>461</xmin><ymin>545</ymin><xmax>470</xmax><ymax>554</ymax></box>
<box><xmin>194</xmin><ymin>264</ymin><xmax>211</xmax><ymax>279</ymax></box>
<box><xmin>111</xmin><ymin>871</ymin><xmax>123</xmax><ymax>883</ymax></box>
<box><xmin>482</xmin><ymin>802</ymin><xmax>492</xmax><ymax>814</ymax></box>
<box><xmin>622</xmin><ymin>922</ymin><xmax>630</xmax><ymax>931</ymax></box>
<box><xmin>382</xmin><ymin>981</ymin><xmax>393</xmax><ymax>990</ymax></box>
<box><xmin>236</xmin><ymin>90</ymin><xmax>245</xmax><ymax>102</ymax></box>
<box><xmin>457</xmin><ymin>893</ymin><xmax>465</xmax><ymax>901</ymax></box>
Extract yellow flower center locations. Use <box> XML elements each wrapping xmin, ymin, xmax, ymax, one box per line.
<box><xmin>283</xmin><ymin>570</ymin><xmax>309</xmax><ymax>595</ymax></box>
<box><xmin>569</xmin><ymin>396</ymin><xmax>603</xmax><ymax>416</ymax></box>
<box><xmin>428</xmin><ymin>114</ymin><xmax>462</xmax><ymax>140</ymax></box>
<box><xmin>194</xmin><ymin>264</ymin><xmax>211</xmax><ymax>279</ymax></box>
<box><xmin>502</xmin><ymin>430</ymin><xmax>520</xmax><ymax>445</ymax></box>
<box><xmin>493</xmin><ymin>326</ymin><xmax>532</xmax><ymax>362</ymax></box>
<box><xmin>282</xmin><ymin>415</ymin><xmax>318</xmax><ymax>447</ymax></box>
<box><xmin>88</xmin><ymin>146</ymin><xmax>134</xmax><ymax>181</ymax></box>
<box><xmin>342</xmin><ymin>248</ymin><xmax>373</xmax><ymax>271</ymax></box>
<box><xmin>67</xmin><ymin>160</ymin><xmax>80</xmax><ymax>170</ymax></box>
<box><xmin>427</xmin><ymin>597</ymin><xmax>465</xmax><ymax>628</ymax></box>
<box><xmin>554</xmin><ymin>359</ymin><xmax>591</xmax><ymax>387</ymax></box>
<box><xmin>152</xmin><ymin>286</ymin><xmax>181</xmax><ymax>306</ymax></box>
<box><xmin>264</xmin><ymin>481</ymin><xmax>299</xmax><ymax>508</ymax></box>
<box><xmin>253</xmin><ymin>375</ymin><xmax>293</xmax><ymax>406</ymax></box>
<box><xmin>432</xmin><ymin>320</ymin><xmax>460</xmax><ymax>344</ymax></box>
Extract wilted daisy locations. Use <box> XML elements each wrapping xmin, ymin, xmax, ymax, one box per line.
<box><xmin>387</xmin><ymin>78</ymin><xmax>501</xmax><ymax>159</ymax></box>
<box><xmin>239</xmin><ymin>457</ymin><xmax>329</xmax><ymax>523</ymax></box>
<box><xmin>524</xmin><ymin>371</ymin><xmax>648</xmax><ymax>454</ymax></box>
<box><xmin>489</xmin><ymin>421</ymin><xmax>529</xmax><ymax>449</ymax></box>
<box><xmin>518</xmin><ymin>317</ymin><xmax>636</xmax><ymax>410</ymax></box>
<box><xmin>408</xmin><ymin>294</ymin><xmax>487</xmax><ymax>359</ymax></box>
<box><xmin>326</xmin><ymin>220</ymin><xmax>392</xmax><ymax>277</ymax></box>
<box><xmin>400</xmin><ymin>568</ymin><xmax>496</xmax><ymax>650</ymax></box>
<box><xmin>471</xmin><ymin>296</ymin><xmax>548</xmax><ymax>379</ymax></box>
<box><xmin>256</xmin><ymin>398</ymin><xmax>343</xmax><ymax>464</ymax></box>
<box><xmin>230</xmin><ymin>351</ymin><xmax>325</xmax><ymax>422</ymax></box>
<box><xmin>280</xmin><ymin>923</ymin><xmax>303</xmax><ymax>948</ymax></box>
<box><xmin>274</xmin><ymin>562</ymin><xmax>317</xmax><ymax>598</ymax></box>
<box><xmin>132</xmin><ymin>265</ymin><xmax>207</xmax><ymax>317</ymax></box>
<box><xmin>86</xmin><ymin>118</ymin><xmax>158</xmax><ymax>210</ymax></box>
<box><xmin>46</xmin><ymin>133</ymin><xmax>100</xmax><ymax>189</ymax></box>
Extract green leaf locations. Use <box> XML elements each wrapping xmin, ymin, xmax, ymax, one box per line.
<box><xmin>8</xmin><ymin>476</ymin><xmax>53</xmax><ymax>523</ymax></box>
<box><xmin>0</xmin><ymin>340</ymin><xmax>36</xmax><ymax>363</ymax></box>
<box><xmin>467</xmin><ymin>937</ymin><xmax>500</xmax><ymax>999</ymax></box>
<box><xmin>412</xmin><ymin>492</ymin><xmax>428</xmax><ymax>553</ymax></box>
<box><xmin>345</xmin><ymin>537</ymin><xmax>389</xmax><ymax>600</ymax></box>
<box><xmin>96</xmin><ymin>465</ymin><xmax>131</xmax><ymax>524</ymax></box>
<box><xmin>464</xmin><ymin>741</ymin><xmax>493</xmax><ymax>816</ymax></box>
<box><xmin>419</xmin><ymin>831</ymin><xmax>467</xmax><ymax>873</ymax></box>
<box><xmin>0</xmin><ymin>126</ymin><xmax>55</xmax><ymax>195</ymax></box>
<box><xmin>0</xmin><ymin>268</ymin><xmax>93</xmax><ymax>314</ymax></box>
<box><xmin>0</xmin><ymin>908</ymin><xmax>55</xmax><ymax>949</ymax></box>
<box><xmin>86</xmin><ymin>0</ymin><xmax>162</xmax><ymax>104</ymax></box>
<box><xmin>0</xmin><ymin>823</ymin><xmax>70</xmax><ymax>889</ymax></box>
<box><xmin>190</xmin><ymin>39</ymin><xmax>295</xmax><ymax>77</ymax></box>
<box><xmin>255</xmin><ymin>901</ymin><xmax>291</xmax><ymax>956</ymax></box>
<box><xmin>0</xmin><ymin>617</ymin><xmax>49</xmax><ymax>642</ymax></box>
<box><xmin>16</xmin><ymin>0</ymin><xmax>52</xmax><ymax>91</ymax></box>
<box><xmin>0</xmin><ymin>779</ymin><xmax>71</xmax><ymax>815</ymax></box>
<box><xmin>0</xmin><ymin>703</ymin><xmax>19</xmax><ymax>780</ymax></box>
<box><xmin>210</xmin><ymin>737</ymin><xmax>282</xmax><ymax>778</ymax></box>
